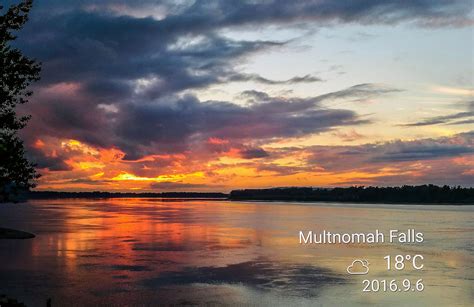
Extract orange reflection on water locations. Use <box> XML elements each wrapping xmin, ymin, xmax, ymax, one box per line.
<box><xmin>29</xmin><ymin>199</ymin><xmax>262</xmax><ymax>275</ymax></box>
<box><xmin>6</xmin><ymin>198</ymin><xmax>473</xmax><ymax>306</ymax></box>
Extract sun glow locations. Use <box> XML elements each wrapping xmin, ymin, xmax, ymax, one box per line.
<box><xmin>111</xmin><ymin>171</ymin><xmax>205</xmax><ymax>182</ymax></box>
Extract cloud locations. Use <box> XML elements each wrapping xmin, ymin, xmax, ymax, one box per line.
<box><xmin>309</xmin><ymin>132</ymin><xmax>474</xmax><ymax>168</ymax></box>
<box><xmin>27</xmin><ymin>131</ymin><xmax>474</xmax><ymax>189</ymax></box>
<box><xmin>16</xmin><ymin>12</ymin><xmax>284</xmax><ymax>98</ymax></box>
<box><xmin>242</xmin><ymin>83</ymin><xmax>398</xmax><ymax>107</ymax></box>
<box><xmin>447</xmin><ymin>119</ymin><xmax>474</xmax><ymax>125</ymax></box>
<box><xmin>226</xmin><ymin>73</ymin><xmax>322</xmax><ymax>84</ymax></box>
<box><xmin>241</xmin><ymin>131</ymin><xmax>474</xmax><ymax>181</ymax></box>
<box><xmin>149</xmin><ymin>182</ymin><xmax>212</xmax><ymax>191</ymax></box>
<box><xmin>24</xmin><ymin>83</ymin><xmax>379</xmax><ymax>160</ymax></box>
<box><xmin>9</xmin><ymin>0</ymin><xmax>469</xmax><ymax>100</ymax></box>
<box><xmin>370</xmin><ymin>141</ymin><xmax>474</xmax><ymax>162</ymax></box>
<box><xmin>332</xmin><ymin>129</ymin><xmax>365</xmax><ymax>142</ymax></box>
<box><xmin>240</xmin><ymin>148</ymin><xmax>269</xmax><ymax>159</ymax></box>
<box><xmin>401</xmin><ymin>113</ymin><xmax>470</xmax><ymax>126</ymax></box>
<box><xmin>8</xmin><ymin>0</ymin><xmax>471</xmax><ymax>26</ymax></box>
<box><xmin>26</xmin><ymin>147</ymin><xmax>72</xmax><ymax>171</ymax></box>
<box><xmin>5</xmin><ymin>0</ymin><xmax>449</xmax><ymax>163</ymax></box>
<box><xmin>4</xmin><ymin>0</ymin><xmax>473</xmax><ymax>190</ymax></box>
<box><xmin>401</xmin><ymin>101</ymin><xmax>474</xmax><ymax>126</ymax></box>
<box><xmin>113</xmin><ymin>89</ymin><xmax>372</xmax><ymax>158</ymax></box>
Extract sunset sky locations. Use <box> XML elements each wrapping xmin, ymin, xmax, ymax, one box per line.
<box><xmin>5</xmin><ymin>0</ymin><xmax>474</xmax><ymax>191</ymax></box>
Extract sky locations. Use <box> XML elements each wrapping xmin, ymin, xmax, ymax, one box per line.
<box><xmin>4</xmin><ymin>0</ymin><xmax>474</xmax><ymax>191</ymax></box>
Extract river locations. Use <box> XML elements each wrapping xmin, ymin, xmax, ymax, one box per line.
<box><xmin>0</xmin><ymin>199</ymin><xmax>472</xmax><ymax>306</ymax></box>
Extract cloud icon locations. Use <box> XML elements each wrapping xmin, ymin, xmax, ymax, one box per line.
<box><xmin>347</xmin><ymin>259</ymin><xmax>369</xmax><ymax>275</ymax></box>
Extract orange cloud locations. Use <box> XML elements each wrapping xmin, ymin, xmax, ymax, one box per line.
<box><xmin>31</xmin><ymin>131</ymin><xmax>473</xmax><ymax>192</ymax></box>
<box><xmin>208</xmin><ymin>137</ymin><xmax>229</xmax><ymax>145</ymax></box>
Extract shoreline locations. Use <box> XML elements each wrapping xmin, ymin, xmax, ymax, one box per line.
<box><xmin>13</xmin><ymin>197</ymin><xmax>473</xmax><ymax>205</ymax></box>
<box><xmin>228</xmin><ymin>199</ymin><xmax>474</xmax><ymax>205</ymax></box>
<box><xmin>0</xmin><ymin>227</ymin><xmax>35</xmax><ymax>239</ymax></box>
<box><xmin>21</xmin><ymin>185</ymin><xmax>474</xmax><ymax>204</ymax></box>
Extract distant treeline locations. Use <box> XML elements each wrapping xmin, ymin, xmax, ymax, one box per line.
<box><xmin>229</xmin><ymin>185</ymin><xmax>474</xmax><ymax>204</ymax></box>
<box><xmin>28</xmin><ymin>191</ymin><xmax>228</xmax><ymax>199</ymax></box>
<box><xmin>23</xmin><ymin>185</ymin><xmax>474</xmax><ymax>204</ymax></box>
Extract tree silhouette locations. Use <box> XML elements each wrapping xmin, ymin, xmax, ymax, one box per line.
<box><xmin>230</xmin><ymin>185</ymin><xmax>474</xmax><ymax>203</ymax></box>
<box><xmin>0</xmin><ymin>0</ymin><xmax>40</xmax><ymax>202</ymax></box>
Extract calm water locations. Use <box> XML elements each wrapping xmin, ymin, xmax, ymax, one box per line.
<box><xmin>0</xmin><ymin>199</ymin><xmax>473</xmax><ymax>306</ymax></box>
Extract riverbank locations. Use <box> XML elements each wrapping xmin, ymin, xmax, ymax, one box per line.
<box><xmin>229</xmin><ymin>185</ymin><xmax>474</xmax><ymax>204</ymax></box>
<box><xmin>0</xmin><ymin>227</ymin><xmax>35</xmax><ymax>239</ymax></box>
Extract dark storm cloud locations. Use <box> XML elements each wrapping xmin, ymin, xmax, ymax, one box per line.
<box><xmin>15</xmin><ymin>10</ymin><xmax>283</xmax><ymax>98</ymax></box>
<box><xmin>20</xmin><ymin>89</ymin><xmax>114</xmax><ymax>149</ymax></box>
<box><xmin>9</xmin><ymin>0</ymin><xmax>471</xmax><ymax>92</ymax></box>
<box><xmin>181</xmin><ymin>0</ymin><xmax>472</xmax><ymax>28</ymax></box>
<box><xmin>5</xmin><ymin>0</ymin><xmax>472</xmax><ymax>28</ymax></box>
<box><xmin>5</xmin><ymin>0</ymin><xmax>471</xmax><ymax>163</ymax></box>
<box><xmin>83</xmin><ymin>79</ymin><xmax>134</xmax><ymax>102</ymax></box>
<box><xmin>112</xmin><ymin>87</ymin><xmax>375</xmax><ymax>158</ymax></box>
<box><xmin>22</xmin><ymin>82</ymin><xmax>392</xmax><ymax>160</ymax></box>
<box><xmin>26</xmin><ymin>147</ymin><xmax>72</xmax><ymax>171</ymax></box>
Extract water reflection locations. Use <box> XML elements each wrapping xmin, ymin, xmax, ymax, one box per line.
<box><xmin>142</xmin><ymin>257</ymin><xmax>344</xmax><ymax>296</ymax></box>
<box><xmin>0</xmin><ymin>199</ymin><xmax>473</xmax><ymax>306</ymax></box>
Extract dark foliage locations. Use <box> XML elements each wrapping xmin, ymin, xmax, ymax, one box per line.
<box><xmin>0</xmin><ymin>0</ymin><xmax>40</xmax><ymax>202</ymax></box>
<box><xmin>28</xmin><ymin>191</ymin><xmax>228</xmax><ymax>199</ymax></box>
<box><xmin>0</xmin><ymin>294</ymin><xmax>27</xmax><ymax>307</ymax></box>
<box><xmin>230</xmin><ymin>185</ymin><xmax>474</xmax><ymax>204</ymax></box>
